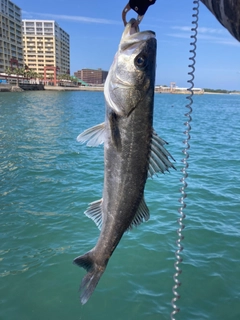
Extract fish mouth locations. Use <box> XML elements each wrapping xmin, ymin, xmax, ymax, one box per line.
<box><xmin>120</xmin><ymin>18</ymin><xmax>156</xmax><ymax>51</ymax></box>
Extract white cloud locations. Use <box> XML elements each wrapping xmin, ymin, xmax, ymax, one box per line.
<box><xmin>22</xmin><ymin>11</ymin><xmax>121</xmax><ymax>25</ymax></box>
<box><xmin>166</xmin><ymin>33</ymin><xmax>191</xmax><ymax>39</ymax></box>
<box><xmin>171</xmin><ymin>26</ymin><xmax>227</xmax><ymax>35</ymax></box>
<box><xmin>214</xmin><ymin>38</ymin><xmax>240</xmax><ymax>46</ymax></box>
<box><xmin>168</xmin><ymin>26</ymin><xmax>240</xmax><ymax>46</ymax></box>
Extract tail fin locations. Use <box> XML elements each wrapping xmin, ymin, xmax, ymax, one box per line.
<box><xmin>73</xmin><ymin>251</ymin><xmax>105</xmax><ymax>304</ymax></box>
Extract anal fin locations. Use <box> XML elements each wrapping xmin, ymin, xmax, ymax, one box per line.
<box><xmin>84</xmin><ymin>199</ymin><xmax>103</xmax><ymax>230</ymax></box>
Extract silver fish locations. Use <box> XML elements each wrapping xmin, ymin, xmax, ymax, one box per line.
<box><xmin>74</xmin><ymin>18</ymin><xmax>175</xmax><ymax>304</ymax></box>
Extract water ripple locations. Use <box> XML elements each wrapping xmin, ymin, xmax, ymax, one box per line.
<box><xmin>0</xmin><ymin>92</ymin><xmax>240</xmax><ymax>320</ymax></box>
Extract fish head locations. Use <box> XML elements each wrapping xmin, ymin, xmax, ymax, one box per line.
<box><xmin>104</xmin><ymin>18</ymin><xmax>156</xmax><ymax>116</ymax></box>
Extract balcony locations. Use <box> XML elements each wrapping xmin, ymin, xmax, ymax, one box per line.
<box><xmin>44</xmin><ymin>23</ymin><xmax>53</xmax><ymax>27</ymax></box>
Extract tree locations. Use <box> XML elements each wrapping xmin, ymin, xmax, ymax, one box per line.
<box><xmin>25</xmin><ymin>69</ymin><xmax>37</xmax><ymax>82</ymax></box>
<box><xmin>5</xmin><ymin>67</ymin><xmax>12</xmax><ymax>82</ymax></box>
<box><xmin>18</xmin><ymin>67</ymin><xmax>26</xmax><ymax>78</ymax></box>
<box><xmin>14</xmin><ymin>67</ymin><xmax>25</xmax><ymax>85</ymax></box>
<box><xmin>57</xmin><ymin>74</ymin><xmax>64</xmax><ymax>81</ymax></box>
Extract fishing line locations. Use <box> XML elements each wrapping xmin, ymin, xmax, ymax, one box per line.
<box><xmin>171</xmin><ymin>1</ymin><xmax>199</xmax><ymax>319</ymax></box>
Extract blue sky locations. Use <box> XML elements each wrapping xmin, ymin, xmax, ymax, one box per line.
<box><xmin>16</xmin><ymin>0</ymin><xmax>240</xmax><ymax>90</ymax></box>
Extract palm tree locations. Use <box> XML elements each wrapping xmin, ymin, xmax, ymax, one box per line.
<box><xmin>14</xmin><ymin>67</ymin><xmax>25</xmax><ymax>85</ymax></box>
<box><xmin>18</xmin><ymin>67</ymin><xmax>26</xmax><ymax>81</ymax></box>
<box><xmin>65</xmin><ymin>73</ymin><xmax>71</xmax><ymax>81</ymax></box>
<box><xmin>5</xmin><ymin>67</ymin><xmax>12</xmax><ymax>83</ymax></box>
<box><xmin>57</xmin><ymin>74</ymin><xmax>63</xmax><ymax>81</ymax></box>
<box><xmin>32</xmin><ymin>71</ymin><xmax>38</xmax><ymax>83</ymax></box>
<box><xmin>25</xmin><ymin>69</ymin><xmax>36</xmax><ymax>82</ymax></box>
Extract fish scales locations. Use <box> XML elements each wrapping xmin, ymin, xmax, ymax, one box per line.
<box><xmin>74</xmin><ymin>18</ymin><xmax>175</xmax><ymax>304</ymax></box>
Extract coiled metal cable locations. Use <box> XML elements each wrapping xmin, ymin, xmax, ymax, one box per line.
<box><xmin>171</xmin><ymin>1</ymin><xmax>199</xmax><ymax>319</ymax></box>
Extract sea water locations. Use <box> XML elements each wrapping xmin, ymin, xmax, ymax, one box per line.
<box><xmin>0</xmin><ymin>91</ymin><xmax>240</xmax><ymax>320</ymax></box>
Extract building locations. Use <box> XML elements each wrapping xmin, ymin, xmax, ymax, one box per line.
<box><xmin>22</xmin><ymin>19</ymin><xmax>70</xmax><ymax>84</ymax></box>
<box><xmin>0</xmin><ymin>0</ymin><xmax>24</xmax><ymax>73</ymax></box>
<box><xmin>74</xmin><ymin>68</ymin><xmax>108</xmax><ymax>85</ymax></box>
<box><xmin>155</xmin><ymin>83</ymin><xmax>204</xmax><ymax>95</ymax></box>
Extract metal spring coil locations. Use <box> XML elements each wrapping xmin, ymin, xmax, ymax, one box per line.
<box><xmin>171</xmin><ymin>1</ymin><xmax>199</xmax><ymax>319</ymax></box>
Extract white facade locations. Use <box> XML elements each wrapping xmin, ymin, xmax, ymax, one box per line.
<box><xmin>22</xmin><ymin>20</ymin><xmax>70</xmax><ymax>77</ymax></box>
<box><xmin>0</xmin><ymin>0</ymin><xmax>24</xmax><ymax>73</ymax></box>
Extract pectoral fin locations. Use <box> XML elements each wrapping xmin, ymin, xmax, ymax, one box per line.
<box><xmin>148</xmin><ymin>130</ymin><xmax>176</xmax><ymax>177</ymax></box>
<box><xmin>77</xmin><ymin>123</ymin><xmax>105</xmax><ymax>147</ymax></box>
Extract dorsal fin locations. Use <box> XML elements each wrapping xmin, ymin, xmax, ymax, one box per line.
<box><xmin>148</xmin><ymin>130</ymin><xmax>176</xmax><ymax>177</ymax></box>
<box><xmin>128</xmin><ymin>197</ymin><xmax>150</xmax><ymax>230</ymax></box>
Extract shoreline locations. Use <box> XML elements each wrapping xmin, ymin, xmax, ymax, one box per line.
<box><xmin>44</xmin><ymin>85</ymin><xmax>104</xmax><ymax>91</ymax></box>
<box><xmin>1</xmin><ymin>84</ymin><xmax>239</xmax><ymax>94</ymax></box>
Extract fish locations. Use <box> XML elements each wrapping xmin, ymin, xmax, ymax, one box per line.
<box><xmin>73</xmin><ymin>18</ymin><xmax>175</xmax><ymax>305</ymax></box>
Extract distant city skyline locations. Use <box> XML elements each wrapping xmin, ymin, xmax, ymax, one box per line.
<box><xmin>4</xmin><ymin>0</ymin><xmax>240</xmax><ymax>90</ymax></box>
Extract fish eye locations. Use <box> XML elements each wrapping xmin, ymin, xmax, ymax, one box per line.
<box><xmin>134</xmin><ymin>54</ymin><xmax>148</xmax><ymax>70</ymax></box>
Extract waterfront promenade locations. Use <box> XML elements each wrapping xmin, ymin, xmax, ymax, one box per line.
<box><xmin>44</xmin><ymin>85</ymin><xmax>104</xmax><ymax>91</ymax></box>
<box><xmin>2</xmin><ymin>84</ymin><xmax>238</xmax><ymax>94</ymax></box>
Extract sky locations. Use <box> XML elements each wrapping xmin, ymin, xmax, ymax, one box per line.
<box><xmin>15</xmin><ymin>0</ymin><xmax>240</xmax><ymax>90</ymax></box>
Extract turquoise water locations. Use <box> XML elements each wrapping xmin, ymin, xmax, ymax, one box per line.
<box><xmin>0</xmin><ymin>91</ymin><xmax>240</xmax><ymax>320</ymax></box>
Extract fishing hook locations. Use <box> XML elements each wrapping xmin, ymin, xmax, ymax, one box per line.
<box><xmin>171</xmin><ymin>1</ymin><xmax>199</xmax><ymax>319</ymax></box>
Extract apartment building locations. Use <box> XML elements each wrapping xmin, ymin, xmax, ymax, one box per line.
<box><xmin>74</xmin><ymin>68</ymin><xmax>108</xmax><ymax>85</ymax></box>
<box><xmin>22</xmin><ymin>20</ymin><xmax>70</xmax><ymax>83</ymax></box>
<box><xmin>0</xmin><ymin>0</ymin><xmax>24</xmax><ymax>73</ymax></box>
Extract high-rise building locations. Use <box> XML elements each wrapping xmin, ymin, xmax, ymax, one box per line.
<box><xmin>0</xmin><ymin>0</ymin><xmax>24</xmax><ymax>73</ymax></box>
<box><xmin>22</xmin><ymin>19</ymin><xmax>70</xmax><ymax>84</ymax></box>
<box><xmin>74</xmin><ymin>68</ymin><xmax>108</xmax><ymax>85</ymax></box>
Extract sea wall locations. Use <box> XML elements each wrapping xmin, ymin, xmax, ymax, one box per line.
<box><xmin>0</xmin><ymin>84</ymin><xmax>23</xmax><ymax>92</ymax></box>
<box><xmin>0</xmin><ymin>83</ymin><xmax>44</xmax><ymax>92</ymax></box>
